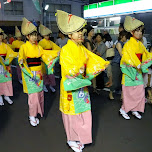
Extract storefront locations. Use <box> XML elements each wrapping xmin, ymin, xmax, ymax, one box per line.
<box><xmin>83</xmin><ymin>0</ymin><xmax>152</xmax><ymax>44</ymax></box>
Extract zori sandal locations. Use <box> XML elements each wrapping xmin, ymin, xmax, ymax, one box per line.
<box><xmin>67</xmin><ymin>141</ymin><xmax>82</xmax><ymax>152</ymax></box>
<box><xmin>132</xmin><ymin>111</ymin><xmax>142</xmax><ymax>119</ymax></box>
<box><xmin>29</xmin><ymin>116</ymin><xmax>37</xmax><ymax>127</ymax></box>
<box><xmin>119</xmin><ymin>108</ymin><xmax>130</xmax><ymax>120</ymax></box>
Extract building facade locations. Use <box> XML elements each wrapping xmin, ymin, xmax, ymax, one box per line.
<box><xmin>0</xmin><ymin>0</ymin><xmax>88</xmax><ymax>35</ymax></box>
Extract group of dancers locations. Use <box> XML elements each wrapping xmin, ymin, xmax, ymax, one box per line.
<box><xmin>0</xmin><ymin>10</ymin><xmax>152</xmax><ymax>152</ymax></box>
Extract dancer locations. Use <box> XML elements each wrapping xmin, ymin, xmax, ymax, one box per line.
<box><xmin>120</xmin><ymin>16</ymin><xmax>152</xmax><ymax>120</ymax></box>
<box><xmin>56</xmin><ymin>10</ymin><xmax>109</xmax><ymax>152</ymax></box>
<box><xmin>12</xmin><ymin>26</ymin><xmax>24</xmax><ymax>84</ymax></box>
<box><xmin>39</xmin><ymin>24</ymin><xmax>61</xmax><ymax>92</ymax></box>
<box><xmin>0</xmin><ymin>28</ymin><xmax>18</xmax><ymax>106</ymax></box>
<box><xmin>18</xmin><ymin>18</ymin><xmax>59</xmax><ymax>126</ymax></box>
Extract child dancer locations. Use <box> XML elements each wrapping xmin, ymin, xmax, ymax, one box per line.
<box><xmin>39</xmin><ymin>24</ymin><xmax>61</xmax><ymax>92</ymax></box>
<box><xmin>56</xmin><ymin>10</ymin><xmax>109</xmax><ymax>152</ymax></box>
<box><xmin>120</xmin><ymin>16</ymin><xmax>152</xmax><ymax>120</ymax></box>
<box><xmin>12</xmin><ymin>26</ymin><xmax>24</xmax><ymax>84</ymax></box>
<box><xmin>0</xmin><ymin>28</ymin><xmax>18</xmax><ymax>105</ymax></box>
<box><xmin>18</xmin><ymin>18</ymin><xmax>59</xmax><ymax>126</ymax></box>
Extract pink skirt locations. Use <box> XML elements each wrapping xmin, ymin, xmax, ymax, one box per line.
<box><xmin>121</xmin><ymin>85</ymin><xmax>145</xmax><ymax>113</ymax></box>
<box><xmin>62</xmin><ymin>110</ymin><xmax>92</xmax><ymax>145</ymax></box>
<box><xmin>17</xmin><ymin>66</ymin><xmax>22</xmax><ymax>80</ymax></box>
<box><xmin>43</xmin><ymin>74</ymin><xmax>56</xmax><ymax>86</ymax></box>
<box><xmin>28</xmin><ymin>91</ymin><xmax>44</xmax><ymax>117</ymax></box>
<box><xmin>0</xmin><ymin>81</ymin><xmax>13</xmax><ymax>96</ymax></box>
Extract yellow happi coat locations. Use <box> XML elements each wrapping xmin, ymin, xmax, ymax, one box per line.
<box><xmin>12</xmin><ymin>40</ymin><xmax>24</xmax><ymax>65</ymax></box>
<box><xmin>12</xmin><ymin>40</ymin><xmax>24</xmax><ymax>52</ymax></box>
<box><xmin>18</xmin><ymin>41</ymin><xmax>59</xmax><ymax>94</ymax></box>
<box><xmin>39</xmin><ymin>38</ymin><xmax>60</xmax><ymax>50</ymax></box>
<box><xmin>60</xmin><ymin>40</ymin><xmax>109</xmax><ymax>115</ymax></box>
<box><xmin>39</xmin><ymin>38</ymin><xmax>61</xmax><ymax>74</ymax></box>
<box><xmin>0</xmin><ymin>42</ymin><xmax>17</xmax><ymax>83</ymax></box>
<box><xmin>0</xmin><ymin>42</ymin><xmax>17</xmax><ymax>62</ymax></box>
<box><xmin>7</xmin><ymin>44</ymin><xmax>13</xmax><ymax>49</ymax></box>
<box><xmin>121</xmin><ymin>37</ymin><xmax>152</xmax><ymax>86</ymax></box>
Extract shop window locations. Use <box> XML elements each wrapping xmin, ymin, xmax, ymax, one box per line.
<box><xmin>4</xmin><ymin>1</ymin><xmax>23</xmax><ymax>15</ymax></box>
<box><xmin>46</xmin><ymin>4</ymin><xmax>71</xmax><ymax>17</ymax></box>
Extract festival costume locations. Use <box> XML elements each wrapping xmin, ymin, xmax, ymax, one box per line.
<box><xmin>56</xmin><ymin>10</ymin><xmax>109</xmax><ymax>151</ymax></box>
<box><xmin>120</xmin><ymin>16</ymin><xmax>152</xmax><ymax>119</ymax></box>
<box><xmin>39</xmin><ymin>24</ymin><xmax>61</xmax><ymax>91</ymax></box>
<box><xmin>12</xmin><ymin>26</ymin><xmax>24</xmax><ymax>82</ymax></box>
<box><xmin>18</xmin><ymin>18</ymin><xmax>59</xmax><ymax>126</ymax></box>
<box><xmin>0</xmin><ymin>38</ymin><xmax>18</xmax><ymax>105</ymax></box>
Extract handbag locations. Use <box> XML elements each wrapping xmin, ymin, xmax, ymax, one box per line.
<box><xmin>106</xmin><ymin>41</ymin><xmax>115</xmax><ymax>60</ymax></box>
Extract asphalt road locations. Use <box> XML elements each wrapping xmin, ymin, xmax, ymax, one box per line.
<box><xmin>0</xmin><ymin>67</ymin><xmax>152</xmax><ymax>152</ymax></box>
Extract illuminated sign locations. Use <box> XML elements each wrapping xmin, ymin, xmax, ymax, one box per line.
<box><xmin>84</xmin><ymin>0</ymin><xmax>152</xmax><ymax>18</ymax></box>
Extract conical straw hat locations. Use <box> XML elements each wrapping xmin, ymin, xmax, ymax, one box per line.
<box><xmin>124</xmin><ymin>16</ymin><xmax>144</xmax><ymax>32</ymax></box>
<box><xmin>3</xmin><ymin>33</ymin><xmax>8</xmax><ymax>39</ymax></box>
<box><xmin>0</xmin><ymin>28</ymin><xmax>4</xmax><ymax>33</ymax></box>
<box><xmin>21</xmin><ymin>17</ymin><xmax>37</xmax><ymax>36</ymax></box>
<box><xmin>15</xmin><ymin>26</ymin><xmax>21</xmax><ymax>37</ymax></box>
<box><xmin>56</xmin><ymin>10</ymin><xmax>87</xmax><ymax>35</ymax></box>
<box><xmin>39</xmin><ymin>24</ymin><xmax>52</xmax><ymax>36</ymax></box>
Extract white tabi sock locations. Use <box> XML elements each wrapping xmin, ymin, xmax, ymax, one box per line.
<box><xmin>0</xmin><ymin>96</ymin><xmax>4</xmax><ymax>106</ymax></box>
<box><xmin>4</xmin><ymin>96</ymin><xmax>13</xmax><ymax>105</ymax></box>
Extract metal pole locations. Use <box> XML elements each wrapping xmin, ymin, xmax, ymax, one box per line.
<box><xmin>104</xmin><ymin>18</ymin><xmax>106</xmax><ymax>28</ymax></box>
<box><xmin>49</xmin><ymin>13</ymin><xmax>51</xmax><ymax>29</ymax></box>
<box><xmin>42</xmin><ymin>0</ymin><xmax>46</xmax><ymax>25</ymax></box>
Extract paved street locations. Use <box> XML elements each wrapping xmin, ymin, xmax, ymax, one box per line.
<box><xmin>0</xmin><ymin>67</ymin><xmax>152</xmax><ymax>152</ymax></box>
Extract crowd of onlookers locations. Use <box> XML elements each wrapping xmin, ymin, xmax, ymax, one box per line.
<box><xmin>83</xmin><ymin>23</ymin><xmax>152</xmax><ymax>103</ymax></box>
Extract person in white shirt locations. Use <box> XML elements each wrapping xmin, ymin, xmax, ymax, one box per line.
<box><xmin>103</xmin><ymin>33</ymin><xmax>114</xmax><ymax>94</ymax></box>
<box><xmin>142</xmin><ymin>36</ymin><xmax>147</xmax><ymax>48</ymax></box>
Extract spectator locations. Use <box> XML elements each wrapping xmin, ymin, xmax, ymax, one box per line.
<box><xmin>109</xmin><ymin>30</ymin><xmax>128</xmax><ymax>100</ymax></box>
<box><xmin>95</xmin><ymin>33</ymin><xmax>107</xmax><ymax>90</ymax></box>
<box><xmin>104</xmin><ymin>33</ymin><xmax>114</xmax><ymax>90</ymax></box>
<box><xmin>56</xmin><ymin>31</ymin><xmax>68</xmax><ymax>48</ymax></box>
<box><xmin>84</xmin><ymin>25</ymin><xmax>98</xmax><ymax>94</ymax></box>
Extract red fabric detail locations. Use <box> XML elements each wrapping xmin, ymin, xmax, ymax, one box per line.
<box><xmin>0</xmin><ymin>54</ymin><xmax>6</xmax><ymax>56</ymax></box>
<box><xmin>45</xmin><ymin>48</ymin><xmax>52</xmax><ymax>50</ymax></box>
<box><xmin>67</xmin><ymin>94</ymin><xmax>72</xmax><ymax>101</ymax></box>
<box><xmin>86</xmin><ymin>98</ymin><xmax>90</xmax><ymax>104</ymax></box>
<box><xmin>9</xmin><ymin>37</ymin><xmax>14</xmax><ymax>44</ymax></box>
<box><xmin>27</xmin><ymin>21</ymin><xmax>32</xmax><ymax>27</ymax></box>
<box><xmin>28</xmin><ymin>62</ymin><xmax>41</xmax><ymax>65</ymax></box>
<box><xmin>27</xmin><ymin>57</ymin><xmax>38</xmax><ymax>58</ymax></box>
<box><xmin>68</xmin><ymin>14</ymin><xmax>73</xmax><ymax>24</ymax></box>
<box><xmin>136</xmin><ymin>53</ymin><xmax>142</xmax><ymax>62</ymax></box>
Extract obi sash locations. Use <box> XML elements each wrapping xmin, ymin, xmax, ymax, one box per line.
<box><xmin>45</xmin><ymin>48</ymin><xmax>52</xmax><ymax>50</ymax></box>
<box><xmin>136</xmin><ymin>53</ymin><xmax>142</xmax><ymax>62</ymax></box>
<box><xmin>15</xmin><ymin>48</ymin><xmax>19</xmax><ymax>52</ymax></box>
<box><xmin>26</xmin><ymin>57</ymin><xmax>41</xmax><ymax>67</ymax></box>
